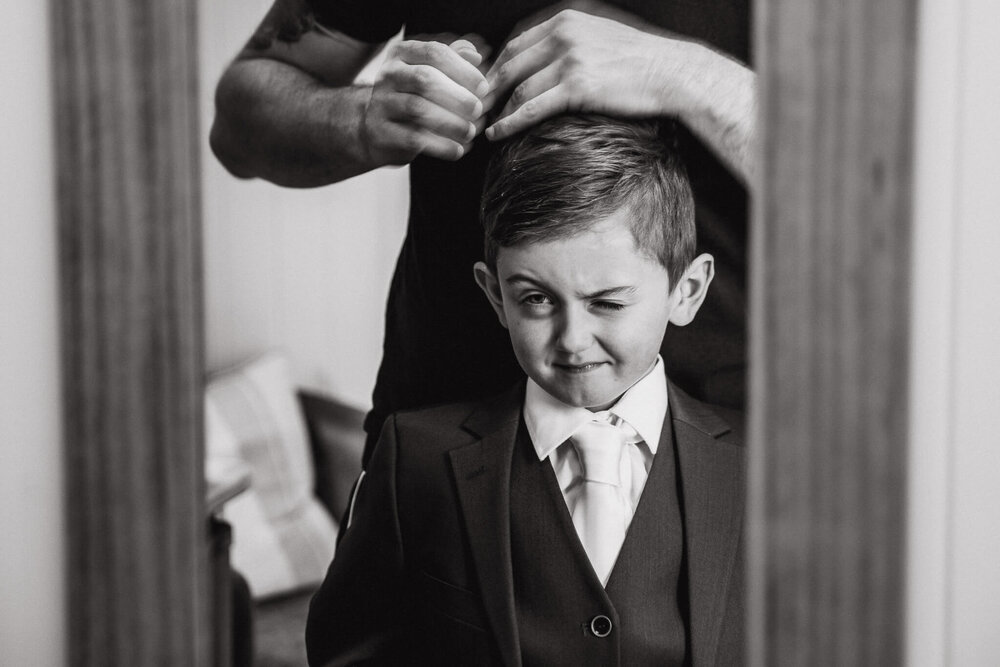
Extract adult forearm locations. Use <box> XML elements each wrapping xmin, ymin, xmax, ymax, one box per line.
<box><xmin>671</xmin><ymin>42</ymin><xmax>757</xmax><ymax>186</ymax></box>
<box><xmin>210</xmin><ymin>57</ymin><xmax>377</xmax><ymax>188</ymax></box>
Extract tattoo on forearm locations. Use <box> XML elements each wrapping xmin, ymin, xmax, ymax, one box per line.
<box><xmin>248</xmin><ymin>0</ymin><xmax>318</xmax><ymax>50</ymax></box>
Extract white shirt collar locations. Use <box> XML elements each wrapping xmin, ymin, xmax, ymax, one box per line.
<box><xmin>524</xmin><ymin>356</ymin><xmax>669</xmax><ymax>461</ymax></box>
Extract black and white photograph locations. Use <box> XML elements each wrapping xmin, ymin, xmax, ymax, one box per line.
<box><xmin>2</xmin><ymin>0</ymin><xmax>998</xmax><ymax>665</ymax></box>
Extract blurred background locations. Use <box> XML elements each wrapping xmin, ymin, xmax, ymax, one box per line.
<box><xmin>199</xmin><ymin>0</ymin><xmax>408</xmax><ymax>407</ymax></box>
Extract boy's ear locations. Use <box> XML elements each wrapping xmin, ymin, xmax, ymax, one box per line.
<box><xmin>473</xmin><ymin>261</ymin><xmax>509</xmax><ymax>329</ymax></box>
<box><xmin>668</xmin><ymin>253</ymin><xmax>715</xmax><ymax>327</ymax></box>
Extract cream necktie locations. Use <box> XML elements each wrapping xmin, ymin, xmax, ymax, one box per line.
<box><xmin>570</xmin><ymin>418</ymin><xmax>632</xmax><ymax>586</ymax></box>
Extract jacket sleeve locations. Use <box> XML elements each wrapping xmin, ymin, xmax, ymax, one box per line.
<box><xmin>306</xmin><ymin>414</ymin><xmax>409</xmax><ymax>666</ymax></box>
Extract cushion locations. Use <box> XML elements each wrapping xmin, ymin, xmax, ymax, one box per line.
<box><xmin>298</xmin><ymin>391</ymin><xmax>366</xmax><ymax>522</ymax></box>
<box><xmin>205</xmin><ymin>353</ymin><xmax>337</xmax><ymax>599</ymax></box>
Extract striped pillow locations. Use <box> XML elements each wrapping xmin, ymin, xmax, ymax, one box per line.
<box><xmin>205</xmin><ymin>353</ymin><xmax>337</xmax><ymax>599</ymax></box>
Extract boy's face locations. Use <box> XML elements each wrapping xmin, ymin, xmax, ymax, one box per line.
<box><xmin>475</xmin><ymin>210</ymin><xmax>713</xmax><ymax>410</ymax></box>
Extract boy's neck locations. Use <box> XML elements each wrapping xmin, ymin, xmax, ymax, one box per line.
<box><xmin>522</xmin><ymin>357</ymin><xmax>669</xmax><ymax>459</ymax></box>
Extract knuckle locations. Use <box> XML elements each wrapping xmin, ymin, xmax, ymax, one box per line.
<box><xmin>400</xmin><ymin>132</ymin><xmax>424</xmax><ymax>155</ymax></box>
<box><xmin>411</xmin><ymin>65</ymin><xmax>433</xmax><ymax>92</ymax></box>
<box><xmin>496</xmin><ymin>61</ymin><xmax>513</xmax><ymax>85</ymax></box>
<box><xmin>421</xmin><ymin>40</ymin><xmax>447</xmax><ymax>62</ymax></box>
<box><xmin>520</xmin><ymin>99</ymin><xmax>539</xmax><ymax>121</ymax></box>
<box><xmin>511</xmin><ymin>82</ymin><xmax>528</xmax><ymax>107</ymax></box>
<box><xmin>404</xmin><ymin>95</ymin><xmax>428</xmax><ymax>119</ymax></box>
<box><xmin>550</xmin><ymin>12</ymin><xmax>583</xmax><ymax>44</ymax></box>
<box><xmin>554</xmin><ymin>9</ymin><xmax>574</xmax><ymax>23</ymax></box>
<box><xmin>562</xmin><ymin>47</ymin><xmax>584</xmax><ymax>71</ymax></box>
<box><xmin>380</xmin><ymin>59</ymin><xmax>404</xmax><ymax>81</ymax></box>
<box><xmin>504</xmin><ymin>34</ymin><xmax>521</xmax><ymax>55</ymax></box>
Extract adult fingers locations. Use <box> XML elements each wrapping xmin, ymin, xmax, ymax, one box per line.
<box><xmin>395</xmin><ymin>39</ymin><xmax>488</xmax><ymax>98</ymax></box>
<box><xmin>485</xmin><ymin>85</ymin><xmax>570</xmax><ymax>141</ymax></box>
<box><xmin>382</xmin><ymin>91</ymin><xmax>478</xmax><ymax>146</ymax></box>
<box><xmin>458</xmin><ymin>33</ymin><xmax>493</xmax><ymax>62</ymax></box>
<box><xmin>492</xmin><ymin>61</ymin><xmax>562</xmax><ymax>124</ymax></box>
<box><xmin>486</xmin><ymin>14</ymin><xmax>553</xmax><ymax>84</ymax></box>
<box><xmin>382</xmin><ymin>61</ymin><xmax>483</xmax><ymax>122</ymax></box>
<box><xmin>413</xmin><ymin>130</ymin><xmax>468</xmax><ymax>161</ymax></box>
<box><xmin>481</xmin><ymin>33</ymin><xmax>555</xmax><ymax>114</ymax></box>
<box><xmin>450</xmin><ymin>38</ymin><xmax>482</xmax><ymax>68</ymax></box>
<box><xmin>377</xmin><ymin>122</ymin><xmax>467</xmax><ymax>162</ymax></box>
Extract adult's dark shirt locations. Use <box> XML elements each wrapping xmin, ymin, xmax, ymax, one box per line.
<box><xmin>308</xmin><ymin>0</ymin><xmax>750</xmax><ymax>462</ymax></box>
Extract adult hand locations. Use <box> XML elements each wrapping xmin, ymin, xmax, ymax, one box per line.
<box><xmin>483</xmin><ymin>8</ymin><xmax>756</xmax><ymax>183</ymax></box>
<box><xmin>362</xmin><ymin>37</ymin><xmax>489</xmax><ymax>165</ymax></box>
<box><xmin>483</xmin><ymin>9</ymin><xmax>707</xmax><ymax>140</ymax></box>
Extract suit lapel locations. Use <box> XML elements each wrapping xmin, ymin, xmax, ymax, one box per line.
<box><xmin>670</xmin><ymin>383</ymin><xmax>745</xmax><ymax>667</ymax></box>
<box><xmin>449</xmin><ymin>383</ymin><xmax>524</xmax><ymax>667</ymax></box>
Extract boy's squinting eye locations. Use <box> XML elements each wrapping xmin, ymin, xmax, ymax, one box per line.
<box><xmin>593</xmin><ymin>300</ymin><xmax>627</xmax><ymax>312</ymax></box>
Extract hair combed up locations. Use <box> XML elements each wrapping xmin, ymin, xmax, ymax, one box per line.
<box><xmin>480</xmin><ymin>114</ymin><xmax>696</xmax><ymax>289</ymax></box>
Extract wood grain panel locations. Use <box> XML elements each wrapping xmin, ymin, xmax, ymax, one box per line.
<box><xmin>748</xmin><ymin>0</ymin><xmax>917</xmax><ymax>664</ymax></box>
<box><xmin>50</xmin><ymin>0</ymin><xmax>207</xmax><ymax>664</ymax></box>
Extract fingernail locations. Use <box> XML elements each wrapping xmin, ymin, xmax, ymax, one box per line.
<box><xmin>485</xmin><ymin>126</ymin><xmax>495</xmax><ymax>140</ymax></box>
<box><xmin>476</xmin><ymin>80</ymin><xmax>489</xmax><ymax>97</ymax></box>
<box><xmin>472</xmin><ymin>100</ymin><xmax>483</xmax><ymax>117</ymax></box>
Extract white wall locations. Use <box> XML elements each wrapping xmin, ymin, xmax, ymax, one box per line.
<box><xmin>0</xmin><ymin>3</ymin><xmax>66</xmax><ymax>666</ymax></box>
<box><xmin>198</xmin><ymin>0</ymin><xmax>409</xmax><ymax>409</ymax></box>
<box><xmin>908</xmin><ymin>0</ymin><xmax>1000</xmax><ymax>663</ymax></box>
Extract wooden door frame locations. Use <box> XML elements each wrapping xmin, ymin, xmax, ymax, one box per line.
<box><xmin>749</xmin><ymin>0</ymin><xmax>917</xmax><ymax>664</ymax></box>
<box><xmin>51</xmin><ymin>0</ymin><xmax>208</xmax><ymax>664</ymax></box>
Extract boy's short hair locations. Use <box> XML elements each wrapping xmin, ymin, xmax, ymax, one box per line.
<box><xmin>480</xmin><ymin>114</ymin><xmax>696</xmax><ymax>289</ymax></box>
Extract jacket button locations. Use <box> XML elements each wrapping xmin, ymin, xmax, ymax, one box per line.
<box><xmin>590</xmin><ymin>615</ymin><xmax>613</xmax><ymax>638</ymax></box>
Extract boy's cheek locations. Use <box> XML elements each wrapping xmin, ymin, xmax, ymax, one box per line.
<box><xmin>507</xmin><ymin>323</ymin><xmax>545</xmax><ymax>362</ymax></box>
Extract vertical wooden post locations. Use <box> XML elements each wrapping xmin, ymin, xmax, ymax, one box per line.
<box><xmin>749</xmin><ymin>0</ymin><xmax>918</xmax><ymax>664</ymax></box>
<box><xmin>50</xmin><ymin>0</ymin><xmax>207</xmax><ymax>664</ymax></box>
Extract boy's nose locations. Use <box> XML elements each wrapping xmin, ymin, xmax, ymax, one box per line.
<box><xmin>555</xmin><ymin>309</ymin><xmax>595</xmax><ymax>355</ymax></box>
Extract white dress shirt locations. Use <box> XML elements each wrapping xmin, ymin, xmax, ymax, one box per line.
<box><xmin>523</xmin><ymin>357</ymin><xmax>669</xmax><ymax>517</ymax></box>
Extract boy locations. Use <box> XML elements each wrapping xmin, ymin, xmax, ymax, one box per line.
<box><xmin>306</xmin><ymin>115</ymin><xmax>744</xmax><ymax>666</ymax></box>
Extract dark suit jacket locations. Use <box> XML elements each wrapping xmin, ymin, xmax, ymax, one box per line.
<box><xmin>306</xmin><ymin>380</ymin><xmax>745</xmax><ymax>666</ymax></box>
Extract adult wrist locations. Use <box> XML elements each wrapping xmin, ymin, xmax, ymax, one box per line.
<box><xmin>659</xmin><ymin>39</ymin><xmax>718</xmax><ymax>125</ymax></box>
<box><xmin>342</xmin><ymin>84</ymin><xmax>381</xmax><ymax>170</ymax></box>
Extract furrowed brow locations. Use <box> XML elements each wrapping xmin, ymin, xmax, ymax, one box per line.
<box><xmin>583</xmin><ymin>286</ymin><xmax>637</xmax><ymax>300</ymax></box>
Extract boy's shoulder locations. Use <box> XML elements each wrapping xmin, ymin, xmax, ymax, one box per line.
<box><xmin>666</xmin><ymin>380</ymin><xmax>746</xmax><ymax>448</ymax></box>
<box><xmin>386</xmin><ymin>380</ymin><xmax>526</xmax><ymax>451</ymax></box>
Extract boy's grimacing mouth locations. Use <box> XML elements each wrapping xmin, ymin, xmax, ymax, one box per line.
<box><xmin>551</xmin><ymin>361</ymin><xmax>609</xmax><ymax>374</ymax></box>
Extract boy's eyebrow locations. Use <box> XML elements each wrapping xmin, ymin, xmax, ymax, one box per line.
<box><xmin>505</xmin><ymin>274</ymin><xmax>544</xmax><ymax>288</ymax></box>
<box><xmin>584</xmin><ymin>286</ymin><xmax>638</xmax><ymax>299</ymax></box>
<box><xmin>505</xmin><ymin>274</ymin><xmax>637</xmax><ymax>299</ymax></box>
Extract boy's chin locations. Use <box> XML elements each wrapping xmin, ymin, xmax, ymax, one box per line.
<box><xmin>548</xmin><ymin>385</ymin><xmax>624</xmax><ymax>412</ymax></box>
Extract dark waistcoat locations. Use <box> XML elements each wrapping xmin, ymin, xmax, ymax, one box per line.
<box><xmin>509</xmin><ymin>418</ymin><xmax>689</xmax><ymax>666</ymax></box>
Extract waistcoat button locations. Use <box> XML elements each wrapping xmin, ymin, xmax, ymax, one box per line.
<box><xmin>590</xmin><ymin>615</ymin><xmax>613</xmax><ymax>638</ymax></box>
